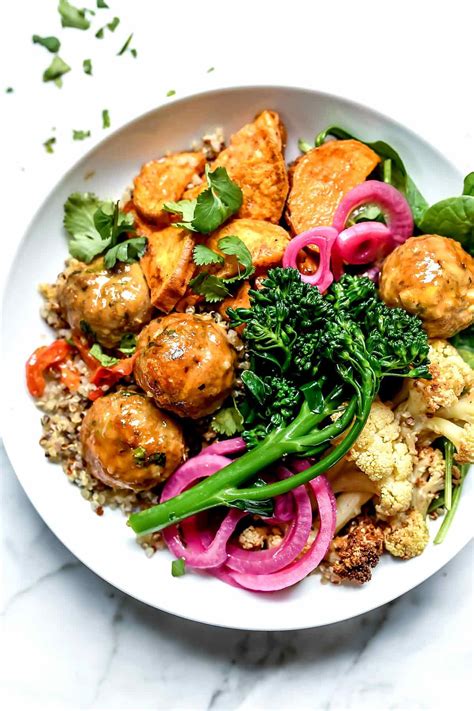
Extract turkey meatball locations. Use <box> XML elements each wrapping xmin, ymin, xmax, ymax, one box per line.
<box><xmin>58</xmin><ymin>258</ymin><xmax>153</xmax><ymax>348</ymax></box>
<box><xmin>80</xmin><ymin>391</ymin><xmax>186</xmax><ymax>491</ymax></box>
<box><xmin>134</xmin><ymin>313</ymin><xmax>236</xmax><ymax>419</ymax></box>
<box><xmin>380</xmin><ymin>235</ymin><xmax>474</xmax><ymax>338</ymax></box>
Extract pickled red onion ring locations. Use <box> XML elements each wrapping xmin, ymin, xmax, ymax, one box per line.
<box><xmin>282</xmin><ymin>227</ymin><xmax>338</xmax><ymax>292</ymax></box>
<box><xmin>336</xmin><ymin>222</ymin><xmax>394</xmax><ymax>265</ymax></box>
<box><xmin>201</xmin><ymin>437</ymin><xmax>247</xmax><ymax>457</ymax></box>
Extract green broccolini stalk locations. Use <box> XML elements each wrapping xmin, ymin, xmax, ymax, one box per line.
<box><xmin>128</xmin><ymin>270</ymin><xmax>430</xmax><ymax>536</ymax></box>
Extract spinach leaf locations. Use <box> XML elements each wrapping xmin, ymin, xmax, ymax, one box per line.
<box><xmin>463</xmin><ymin>172</ymin><xmax>474</xmax><ymax>197</ymax></box>
<box><xmin>450</xmin><ymin>326</ymin><xmax>474</xmax><ymax>368</ymax></box>
<box><xmin>419</xmin><ymin>196</ymin><xmax>474</xmax><ymax>255</ymax></box>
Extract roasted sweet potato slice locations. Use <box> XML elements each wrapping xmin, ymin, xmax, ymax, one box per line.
<box><xmin>183</xmin><ymin>111</ymin><xmax>289</xmax><ymax>223</ymax></box>
<box><xmin>133</xmin><ymin>152</ymin><xmax>206</xmax><ymax>225</ymax></box>
<box><xmin>218</xmin><ymin>281</ymin><xmax>251</xmax><ymax>328</ymax></box>
<box><xmin>205</xmin><ymin>219</ymin><xmax>290</xmax><ymax>279</ymax></box>
<box><xmin>286</xmin><ymin>140</ymin><xmax>381</xmax><ymax>234</ymax></box>
<box><xmin>139</xmin><ymin>225</ymin><xmax>195</xmax><ymax>313</ymax></box>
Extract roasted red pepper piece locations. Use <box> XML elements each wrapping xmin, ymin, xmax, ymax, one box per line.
<box><xmin>25</xmin><ymin>339</ymin><xmax>74</xmax><ymax>397</ymax></box>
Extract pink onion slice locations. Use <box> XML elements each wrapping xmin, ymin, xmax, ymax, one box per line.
<box><xmin>201</xmin><ymin>437</ymin><xmax>247</xmax><ymax>457</ymax></box>
<box><xmin>336</xmin><ymin>222</ymin><xmax>394</xmax><ymax>265</ymax></box>
<box><xmin>332</xmin><ymin>180</ymin><xmax>413</xmax><ymax>243</ymax></box>
<box><xmin>225</xmin><ymin>466</ymin><xmax>312</xmax><ymax>575</ymax></box>
<box><xmin>226</xmin><ymin>475</ymin><xmax>336</xmax><ymax>591</ymax></box>
<box><xmin>282</xmin><ymin>227</ymin><xmax>338</xmax><ymax>292</ymax></box>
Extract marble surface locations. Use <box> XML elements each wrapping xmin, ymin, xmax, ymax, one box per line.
<box><xmin>2</xmin><ymin>1</ymin><xmax>473</xmax><ymax>709</ymax></box>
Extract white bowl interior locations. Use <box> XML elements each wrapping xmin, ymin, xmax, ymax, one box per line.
<box><xmin>2</xmin><ymin>86</ymin><xmax>471</xmax><ymax>630</ymax></box>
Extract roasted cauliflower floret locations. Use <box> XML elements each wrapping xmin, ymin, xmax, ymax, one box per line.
<box><xmin>238</xmin><ymin>524</ymin><xmax>284</xmax><ymax>550</ymax></box>
<box><xmin>346</xmin><ymin>400</ymin><xmax>414</xmax><ymax>517</ymax></box>
<box><xmin>326</xmin><ymin>515</ymin><xmax>385</xmax><ymax>584</ymax></box>
<box><xmin>384</xmin><ymin>509</ymin><xmax>429</xmax><ymax>559</ymax></box>
<box><xmin>411</xmin><ymin>446</ymin><xmax>447</xmax><ymax>515</ymax></box>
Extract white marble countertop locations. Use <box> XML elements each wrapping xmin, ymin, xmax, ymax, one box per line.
<box><xmin>1</xmin><ymin>1</ymin><xmax>473</xmax><ymax>709</ymax></box>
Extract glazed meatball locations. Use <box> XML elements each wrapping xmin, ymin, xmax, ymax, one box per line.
<box><xmin>134</xmin><ymin>313</ymin><xmax>236</xmax><ymax>419</ymax></box>
<box><xmin>58</xmin><ymin>258</ymin><xmax>153</xmax><ymax>348</ymax></box>
<box><xmin>380</xmin><ymin>235</ymin><xmax>474</xmax><ymax>338</ymax></box>
<box><xmin>80</xmin><ymin>391</ymin><xmax>186</xmax><ymax>491</ymax></box>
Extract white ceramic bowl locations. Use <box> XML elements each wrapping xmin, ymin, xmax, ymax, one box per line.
<box><xmin>2</xmin><ymin>86</ymin><xmax>472</xmax><ymax>630</ymax></box>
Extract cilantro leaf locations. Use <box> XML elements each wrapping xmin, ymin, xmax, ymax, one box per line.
<box><xmin>58</xmin><ymin>0</ymin><xmax>91</xmax><ymax>30</ymax></box>
<box><xmin>102</xmin><ymin>109</ymin><xmax>110</xmax><ymax>128</ymax></box>
<box><xmin>118</xmin><ymin>333</ymin><xmax>137</xmax><ymax>355</ymax></box>
<box><xmin>171</xmin><ymin>558</ymin><xmax>186</xmax><ymax>577</ymax></box>
<box><xmin>133</xmin><ymin>447</ymin><xmax>166</xmax><ymax>467</ymax></box>
<box><xmin>164</xmin><ymin>167</ymin><xmax>242</xmax><ymax>234</ymax></box>
<box><xmin>218</xmin><ymin>235</ymin><xmax>254</xmax><ymax>282</ymax></box>
<box><xmin>107</xmin><ymin>16</ymin><xmax>120</xmax><ymax>31</ymax></box>
<box><xmin>89</xmin><ymin>343</ymin><xmax>119</xmax><ymax>367</ymax></box>
<box><xmin>83</xmin><ymin>58</ymin><xmax>92</xmax><ymax>75</ymax></box>
<box><xmin>43</xmin><ymin>56</ymin><xmax>71</xmax><ymax>86</ymax></box>
<box><xmin>43</xmin><ymin>137</ymin><xmax>56</xmax><ymax>154</ymax></box>
<box><xmin>104</xmin><ymin>237</ymin><xmax>147</xmax><ymax>268</ymax></box>
<box><xmin>189</xmin><ymin>273</ymin><xmax>230</xmax><ymax>302</ymax></box>
<box><xmin>95</xmin><ymin>27</ymin><xmax>104</xmax><ymax>38</ymax></box>
<box><xmin>73</xmin><ymin>129</ymin><xmax>91</xmax><ymax>140</ymax></box>
<box><xmin>32</xmin><ymin>35</ymin><xmax>61</xmax><ymax>53</ymax></box>
<box><xmin>211</xmin><ymin>403</ymin><xmax>244</xmax><ymax>436</ymax></box>
<box><xmin>96</xmin><ymin>0</ymin><xmax>109</xmax><ymax>7</ymax></box>
<box><xmin>117</xmin><ymin>33</ymin><xmax>133</xmax><ymax>55</ymax></box>
<box><xmin>192</xmin><ymin>244</ymin><xmax>224</xmax><ymax>266</ymax></box>
<box><xmin>166</xmin><ymin>89</ymin><xmax>176</xmax><ymax>97</ymax></box>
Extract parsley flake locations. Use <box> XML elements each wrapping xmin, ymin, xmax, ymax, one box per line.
<box><xmin>89</xmin><ymin>343</ymin><xmax>119</xmax><ymax>367</ymax></box>
<box><xmin>171</xmin><ymin>558</ymin><xmax>186</xmax><ymax>577</ymax></box>
<box><xmin>6</xmin><ymin>87</ymin><xmax>13</xmax><ymax>93</ymax></box>
<box><xmin>73</xmin><ymin>129</ymin><xmax>91</xmax><ymax>140</ymax></box>
<box><xmin>211</xmin><ymin>403</ymin><xmax>244</xmax><ymax>436</ymax></box>
<box><xmin>117</xmin><ymin>33</ymin><xmax>133</xmax><ymax>55</ymax></box>
<box><xmin>32</xmin><ymin>35</ymin><xmax>61</xmax><ymax>53</ymax></box>
<box><xmin>43</xmin><ymin>137</ymin><xmax>56</xmax><ymax>154</ymax></box>
<box><xmin>83</xmin><ymin>58</ymin><xmax>92</xmax><ymax>75</ymax></box>
<box><xmin>166</xmin><ymin>89</ymin><xmax>176</xmax><ymax>97</ymax></box>
<box><xmin>43</xmin><ymin>56</ymin><xmax>71</xmax><ymax>86</ymax></box>
<box><xmin>96</xmin><ymin>0</ymin><xmax>109</xmax><ymax>7</ymax></box>
<box><xmin>102</xmin><ymin>109</ymin><xmax>110</xmax><ymax>128</ymax></box>
<box><xmin>107</xmin><ymin>16</ymin><xmax>120</xmax><ymax>31</ymax></box>
<box><xmin>58</xmin><ymin>0</ymin><xmax>91</xmax><ymax>30</ymax></box>
<box><xmin>207</xmin><ymin>66</ymin><xmax>215</xmax><ymax>73</ymax></box>
<box><xmin>218</xmin><ymin>236</ymin><xmax>255</xmax><ymax>282</ymax></box>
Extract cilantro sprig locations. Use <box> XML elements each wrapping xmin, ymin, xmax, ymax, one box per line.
<box><xmin>63</xmin><ymin>192</ymin><xmax>147</xmax><ymax>267</ymax></box>
<box><xmin>189</xmin><ymin>235</ymin><xmax>254</xmax><ymax>302</ymax></box>
<box><xmin>164</xmin><ymin>166</ymin><xmax>243</xmax><ymax>234</ymax></box>
<box><xmin>89</xmin><ymin>343</ymin><xmax>119</xmax><ymax>367</ymax></box>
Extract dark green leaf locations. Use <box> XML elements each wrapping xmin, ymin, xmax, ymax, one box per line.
<box><xmin>171</xmin><ymin>558</ymin><xmax>186</xmax><ymax>577</ymax></box>
<box><xmin>117</xmin><ymin>33</ymin><xmax>133</xmax><ymax>55</ymax></box>
<box><xmin>6</xmin><ymin>87</ymin><xmax>14</xmax><ymax>93</ymax></box>
<box><xmin>300</xmin><ymin>381</ymin><xmax>325</xmax><ymax>414</ymax></box>
<box><xmin>107</xmin><ymin>16</ymin><xmax>120</xmax><ymax>31</ymax></box>
<box><xmin>58</xmin><ymin>0</ymin><xmax>90</xmax><ymax>30</ymax></box>
<box><xmin>118</xmin><ymin>333</ymin><xmax>137</xmax><ymax>355</ymax></box>
<box><xmin>43</xmin><ymin>56</ymin><xmax>71</xmax><ymax>84</ymax></box>
<box><xmin>102</xmin><ymin>109</ymin><xmax>110</xmax><ymax>129</ymax></box>
<box><xmin>104</xmin><ymin>237</ymin><xmax>147</xmax><ymax>268</ymax></box>
<box><xmin>189</xmin><ymin>273</ymin><xmax>230</xmax><ymax>302</ymax></box>
<box><xmin>32</xmin><ymin>35</ymin><xmax>61</xmax><ymax>53</ymax></box>
<box><xmin>89</xmin><ymin>343</ymin><xmax>119</xmax><ymax>367</ymax></box>
<box><xmin>193</xmin><ymin>244</ymin><xmax>224</xmax><ymax>266</ymax></box>
<box><xmin>211</xmin><ymin>404</ymin><xmax>244</xmax><ymax>436</ymax></box>
<box><xmin>419</xmin><ymin>196</ymin><xmax>474</xmax><ymax>254</ymax></box>
<box><xmin>96</xmin><ymin>0</ymin><xmax>109</xmax><ymax>7</ymax></box>
<box><xmin>450</xmin><ymin>326</ymin><xmax>474</xmax><ymax>367</ymax></box>
<box><xmin>463</xmin><ymin>172</ymin><xmax>474</xmax><ymax>197</ymax></box>
<box><xmin>162</xmin><ymin>199</ymin><xmax>197</xmax><ymax>228</ymax></box>
<box><xmin>73</xmin><ymin>129</ymin><xmax>91</xmax><ymax>140</ymax></box>
<box><xmin>95</xmin><ymin>27</ymin><xmax>104</xmax><ymax>38</ymax></box>
<box><xmin>83</xmin><ymin>58</ymin><xmax>92</xmax><ymax>75</ymax></box>
<box><xmin>241</xmin><ymin>370</ymin><xmax>267</xmax><ymax>405</ymax></box>
<box><xmin>218</xmin><ymin>235</ymin><xmax>255</xmax><ymax>282</ymax></box>
<box><xmin>43</xmin><ymin>137</ymin><xmax>56</xmax><ymax>154</ymax></box>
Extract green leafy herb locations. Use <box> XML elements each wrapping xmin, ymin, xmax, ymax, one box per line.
<box><xmin>207</xmin><ymin>67</ymin><xmax>215</xmax><ymax>73</ymax></box>
<box><xmin>164</xmin><ymin>166</ymin><xmax>243</xmax><ymax>234</ymax></box>
<box><xmin>166</xmin><ymin>89</ymin><xmax>176</xmax><ymax>97</ymax></box>
<box><xmin>102</xmin><ymin>109</ymin><xmax>110</xmax><ymax>128</ymax></box>
<box><xmin>107</xmin><ymin>16</ymin><xmax>120</xmax><ymax>31</ymax></box>
<box><xmin>211</xmin><ymin>402</ymin><xmax>244</xmax><ymax>436</ymax></box>
<box><xmin>218</xmin><ymin>236</ymin><xmax>255</xmax><ymax>282</ymax></box>
<box><xmin>73</xmin><ymin>129</ymin><xmax>91</xmax><ymax>140</ymax></box>
<box><xmin>133</xmin><ymin>447</ymin><xmax>166</xmax><ymax>467</ymax></box>
<box><xmin>130</xmin><ymin>48</ymin><xmax>137</xmax><ymax>58</ymax></box>
<box><xmin>95</xmin><ymin>27</ymin><xmax>104</xmax><ymax>38</ymax></box>
<box><xmin>297</xmin><ymin>138</ymin><xmax>313</xmax><ymax>153</ymax></box>
<box><xmin>43</xmin><ymin>56</ymin><xmax>71</xmax><ymax>86</ymax></box>
<box><xmin>192</xmin><ymin>244</ymin><xmax>224</xmax><ymax>267</ymax></box>
<box><xmin>434</xmin><ymin>464</ymin><xmax>468</xmax><ymax>544</ymax></box>
<box><xmin>89</xmin><ymin>343</ymin><xmax>119</xmax><ymax>367</ymax></box>
<box><xmin>117</xmin><ymin>33</ymin><xmax>133</xmax><ymax>55</ymax></box>
<box><xmin>83</xmin><ymin>58</ymin><xmax>92</xmax><ymax>75</ymax></box>
<box><xmin>188</xmin><ymin>273</ymin><xmax>230</xmax><ymax>302</ymax></box>
<box><xmin>96</xmin><ymin>0</ymin><xmax>109</xmax><ymax>7</ymax></box>
<box><xmin>32</xmin><ymin>35</ymin><xmax>61</xmax><ymax>53</ymax></box>
<box><xmin>450</xmin><ymin>326</ymin><xmax>474</xmax><ymax>367</ymax></box>
<box><xmin>314</xmin><ymin>126</ymin><xmax>428</xmax><ymax>225</ymax></box>
<box><xmin>463</xmin><ymin>172</ymin><xmax>474</xmax><ymax>197</ymax></box>
<box><xmin>171</xmin><ymin>558</ymin><xmax>186</xmax><ymax>577</ymax></box>
<box><xmin>419</xmin><ymin>196</ymin><xmax>474</xmax><ymax>255</ymax></box>
<box><xmin>43</xmin><ymin>137</ymin><xmax>56</xmax><ymax>154</ymax></box>
<box><xmin>6</xmin><ymin>87</ymin><xmax>13</xmax><ymax>93</ymax></box>
<box><xmin>118</xmin><ymin>333</ymin><xmax>137</xmax><ymax>355</ymax></box>
<box><xmin>58</xmin><ymin>0</ymin><xmax>91</xmax><ymax>30</ymax></box>
<box><xmin>104</xmin><ymin>237</ymin><xmax>147</xmax><ymax>268</ymax></box>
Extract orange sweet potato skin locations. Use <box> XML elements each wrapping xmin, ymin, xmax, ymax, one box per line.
<box><xmin>286</xmin><ymin>140</ymin><xmax>380</xmax><ymax>234</ymax></box>
<box><xmin>184</xmin><ymin>111</ymin><xmax>289</xmax><ymax>223</ymax></box>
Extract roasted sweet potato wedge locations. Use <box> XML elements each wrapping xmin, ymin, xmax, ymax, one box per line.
<box><xmin>183</xmin><ymin>111</ymin><xmax>289</xmax><ymax>223</ymax></box>
<box><xmin>139</xmin><ymin>225</ymin><xmax>195</xmax><ymax>313</ymax></box>
<box><xmin>286</xmin><ymin>140</ymin><xmax>380</xmax><ymax>234</ymax></box>
<box><xmin>133</xmin><ymin>152</ymin><xmax>206</xmax><ymax>225</ymax></box>
<box><xmin>205</xmin><ymin>219</ymin><xmax>290</xmax><ymax>279</ymax></box>
<box><xmin>218</xmin><ymin>281</ymin><xmax>251</xmax><ymax>328</ymax></box>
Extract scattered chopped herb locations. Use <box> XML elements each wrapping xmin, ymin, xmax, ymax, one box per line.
<box><xmin>102</xmin><ymin>108</ymin><xmax>110</xmax><ymax>128</ymax></box>
<box><xmin>43</xmin><ymin>137</ymin><xmax>56</xmax><ymax>154</ymax></box>
<box><xmin>133</xmin><ymin>447</ymin><xmax>166</xmax><ymax>467</ymax></box>
<box><xmin>6</xmin><ymin>87</ymin><xmax>14</xmax><ymax>93</ymax></box>
<box><xmin>104</xmin><ymin>237</ymin><xmax>147</xmax><ymax>269</ymax></box>
<box><xmin>73</xmin><ymin>129</ymin><xmax>91</xmax><ymax>140</ymax></box>
<box><xmin>211</xmin><ymin>402</ymin><xmax>244</xmax><ymax>436</ymax></box>
<box><xmin>89</xmin><ymin>343</ymin><xmax>119</xmax><ymax>367</ymax></box>
<box><xmin>58</xmin><ymin>0</ymin><xmax>91</xmax><ymax>30</ymax></box>
<box><xmin>107</xmin><ymin>16</ymin><xmax>120</xmax><ymax>31</ymax></box>
<box><xmin>164</xmin><ymin>166</ymin><xmax>243</xmax><ymax>234</ymax></box>
<box><xmin>192</xmin><ymin>244</ymin><xmax>224</xmax><ymax>267</ymax></box>
<box><xmin>188</xmin><ymin>273</ymin><xmax>230</xmax><ymax>302</ymax></box>
<box><xmin>83</xmin><ymin>58</ymin><xmax>92</xmax><ymax>75</ymax></box>
<box><xmin>117</xmin><ymin>33</ymin><xmax>133</xmax><ymax>55</ymax></box>
<box><xmin>166</xmin><ymin>89</ymin><xmax>176</xmax><ymax>97</ymax></box>
<box><xmin>118</xmin><ymin>333</ymin><xmax>137</xmax><ymax>355</ymax></box>
<box><xmin>96</xmin><ymin>0</ymin><xmax>109</xmax><ymax>7</ymax></box>
<box><xmin>32</xmin><ymin>35</ymin><xmax>61</xmax><ymax>53</ymax></box>
<box><xmin>43</xmin><ymin>56</ymin><xmax>71</xmax><ymax>86</ymax></box>
<box><xmin>218</xmin><ymin>236</ymin><xmax>255</xmax><ymax>282</ymax></box>
<box><xmin>95</xmin><ymin>27</ymin><xmax>104</xmax><ymax>38</ymax></box>
<box><xmin>207</xmin><ymin>66</ymin><xmax>215</xmax><ymax>73</ymax></box>
<box><xmin>130</xmin><ymin>48</ymin><xmax>137</xmax><ymax>58</ymax></box>
<box><xmin>171</xmin><ymin>558</ymin><xmax>186</xmax><ymax>577</ymax></box>
<box><xmin>84</xmin><ymin>170</ymin><xmax>96</xmax><ymax>180</ymax></box>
